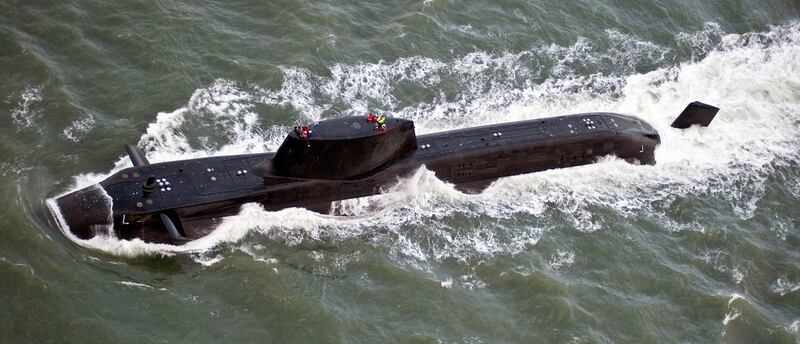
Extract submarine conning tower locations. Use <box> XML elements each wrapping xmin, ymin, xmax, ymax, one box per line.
<box><xmin>259</xmin><ymin>116</ymin><xmax>417</xmax><ymax>180</ymax></box>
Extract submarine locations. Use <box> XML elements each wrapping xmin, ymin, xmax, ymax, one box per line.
<box><xmin>48</xmin><ymin>102</ymin><xmax>718</xmax><ymax>244</ymax></box>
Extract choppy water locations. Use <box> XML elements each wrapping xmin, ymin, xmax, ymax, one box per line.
<box><xmin>2</xmin><ymin>1</ymin><xmax>800</xmax><ymax>342</ymax></box>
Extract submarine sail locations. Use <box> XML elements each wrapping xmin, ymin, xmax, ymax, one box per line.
<box><xmin>261</xmin><ymin>117</ymin><xmax>417</xmax><ymax>180</ymax></box>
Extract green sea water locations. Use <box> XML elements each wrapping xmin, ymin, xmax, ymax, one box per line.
<box><xmin>2</xmin><ymin>1</ymin><xmax>800</xmax><ymax>342</ymax></box>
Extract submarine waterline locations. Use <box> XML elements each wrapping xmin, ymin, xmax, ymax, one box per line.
<box><xmin>50</xmin><ymin>103</ymin><xmax>715</xmax><ymax>245</ymax></box>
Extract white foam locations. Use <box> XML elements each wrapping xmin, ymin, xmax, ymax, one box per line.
<box><xmin>731</xmin><ymin>266</ymin><xmax>744</xmax><ymax>285</ymax></box>
<box><xmin>115</xmin><ymin>281</ymin><xmax>154</xmax><ymax>289</ymax></box>
<box><xmin>549</xmin><ymin>250</ymin><xmax>575</xmax><ymax>271</ymax></box>
<box><xmin>722</xmin><ymin>310</ymin><xmax>740</xmax><ymax>326</ymax></box>
<box><xmin>699</xmin><ymin>250</ymin><xmax>746</xmax><ymax>283</ymax></box>
<box><xmin>440</xmin><ymin>278</ymin><xmax>453</xmax><ymax>289</ymax></box>
<box><xmin>676</xmin><ymin>22</ymin><xmax>725</xmax><ymax>60</ymax></box>
<box><xmin>53</xmin><ymin>22</ymin><xmax>800</xmax><ymax>264</ymax></box>
<box><xmin>237</xmin><ymin>243</ymin><xmax>278</xmax><ymax>265</ymax></box>
<box><xmin>10</xmin><ymin>85</ymin><xmax>42</xmax><ymax>129</ymax></box>
<box><xmin>721</xmin><ymin>293</ymin><xmax>745</xmax><ymax>335</ymax></box>
<box><xmin>458</xmin><ymin>273</ymin><xmax>486</xmax><ymax>290</ymax></box>
<box><xmin>789</xmin><ymin>320</ymin><xmax>800</xmax><ymax>334</ymax></box>
<box><xmin>727</xmin><ymin>293</ymin><xmax>745</xmax><ymax>306</ymax></box>
<box><xmin>62</xmin><ymin>114</ymin><xmax>95</xmax><ymax>142</ymax></box>
<box><xmin>771</xmin><ymin>276</ymin><xmax>800</xmax><ymax>296</ymax></box>
<box><xmin>0</xmin><ymin>257</ymin><xmax>35</xmax><ymax>276</ymax></box>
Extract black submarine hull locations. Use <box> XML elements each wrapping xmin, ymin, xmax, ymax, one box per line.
<box><xmin>50</xmin><ymin>102</ymin><xmax>719</xmax><ymax>245</ymax></box>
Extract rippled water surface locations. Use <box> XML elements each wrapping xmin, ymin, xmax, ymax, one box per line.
<box><xmin>2</xmin><ymin>1</ymin><xmax>800</xmax><ymax>342</ymax></box>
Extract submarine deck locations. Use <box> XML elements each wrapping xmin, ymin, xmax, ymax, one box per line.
<box><xmin>98</xmin><ymin>112</ymin><xmax>653</xmax><ymax>216</ymax></box>
<box><xmin>412</xmin><ymin>112</ymin><xmax>652</xmax><ymax>159</ymax></box>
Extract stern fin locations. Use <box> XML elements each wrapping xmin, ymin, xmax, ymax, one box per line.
<box><xmin>671</xmin><ymin>101</ymin><xmax>719</xmax><ymax>129</ymax></box>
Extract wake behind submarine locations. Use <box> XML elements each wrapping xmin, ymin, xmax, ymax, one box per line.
<box><xmin>48</xmin><ymin>102</ymin><xmax>718</xmax><ymax>245</ymax></box>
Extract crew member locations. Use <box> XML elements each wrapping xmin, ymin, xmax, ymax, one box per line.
<box><xmin>367</xmin><ymin>113</ymin><xmax>378</xmax><ymax>122</ymax></box>
<box><xmin>377</xmin><ymin>114</ymin><xmax>386</xmax><ymax>131</ymax></box>
<box><xmin>296</xmin><ymin>125</ymin><xmax>310</xmax><ymax>139</ymax></box>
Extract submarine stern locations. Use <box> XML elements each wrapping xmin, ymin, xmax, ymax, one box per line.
<box><xmin>600</xmin><ymin>113</ymin><xmax>661</xmax><ymax>165</ymax></box>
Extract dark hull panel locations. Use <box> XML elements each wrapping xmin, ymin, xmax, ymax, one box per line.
<box><xmin>52</xmin><ymin>112</ymin><xmax>662</xmax><ymax>244</ymax></box>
